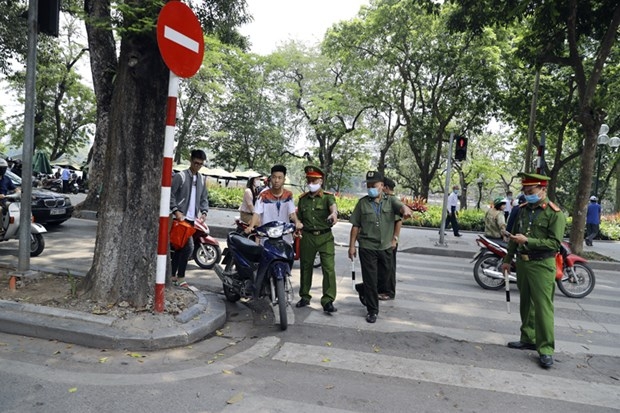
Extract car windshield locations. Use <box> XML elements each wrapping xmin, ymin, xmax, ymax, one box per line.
<box><xmin>5</xmin><ymin>169</ymin><xmax>21</xmax><ymax>185</ymax></box>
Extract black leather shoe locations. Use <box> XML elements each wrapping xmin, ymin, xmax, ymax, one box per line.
<box><xmin>507</xmin><ymin>341</ymin><xmax>536</xmax><ymax>350</ymax></box>
<box><xmin>323</xmin><ymin>302</ymin><xmax>337</xmax><ymax>313</ymax></box>
<box><xmin>539</xmin><ymin>354</ymin><xmax>554</xmax><ymax>368</ymax></box>
<box><xmin>295</xmin><ymin>298</ymin><xmax>310</xmax><ymax>308</ymax></box>
<box><xmin>454</xmin><ymin>234</ymin><xmax>463</xmax><ymax>237</ymax></box>
<box><xmin>366</xmin><ymin>313</ymin><xmax>377</xmax><ymax>323</ymax></box>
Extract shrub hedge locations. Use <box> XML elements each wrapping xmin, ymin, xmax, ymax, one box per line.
<box><xmin>207</xmin><ymin>185</ymin><xmax>620</xmax><ymax>241</ymax></box>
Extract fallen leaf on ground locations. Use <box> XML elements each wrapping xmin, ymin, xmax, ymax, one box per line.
<box><xmin>99</xmin><ymin>357</ymin><xmax>108</xmax><ymax>363</ymax></box>
<box><xmin>68</xmin><ymin>388</ymin><xmax>77</xmax><ymax>393</ymax></box>
<box><xmin>226</xmin><ymin>392</ymin><xmax>244</xmax><ymax>404</ymax></box>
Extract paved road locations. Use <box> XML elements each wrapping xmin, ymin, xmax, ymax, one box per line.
<box><xmin>1</xmin><ymin>227</ymin><xmax>619</xmax><ymax>411</ymax></box>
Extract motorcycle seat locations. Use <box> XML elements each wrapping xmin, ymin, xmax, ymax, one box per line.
<box><xmin>228</xmin><ymin>233</ymin><xmax>263</xmax><ymax>262</ymax></box>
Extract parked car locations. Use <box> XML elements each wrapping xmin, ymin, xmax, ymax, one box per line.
<box><xmin>5</xmin><ymin>170</ymin><xmax>74</xmax><ymax>225</ymax></box>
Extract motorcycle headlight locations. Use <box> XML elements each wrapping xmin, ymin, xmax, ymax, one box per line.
<box><xmin>266</xmin><ymin>226</ymin><xmax>284</xmax><ymax>238</ymax></box>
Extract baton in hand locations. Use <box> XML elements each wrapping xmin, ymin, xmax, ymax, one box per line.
<box><xmin>351</xmin><ymin>259</ymin><xmax>356</xmax><ymax>290</ymax></box>
<box><xmin>504</xmin><ymin>268</ymin><xmax>511</xmax><ymax>314</ymax></box>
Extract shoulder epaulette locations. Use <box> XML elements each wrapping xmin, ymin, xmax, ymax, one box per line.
<box><xmin>548</xmin><ymin>201</ymin><xmax>561</xmax><ymax>212</ymax></box>
<box><xmin>299</xmin><ymin>191</ymin><xmax>310</xmax><ymax>199</ymax></box>
<box><xmin>323</xmin><ymin>191</ymin><xmax>334</xmax><ymax>195</ymax></box>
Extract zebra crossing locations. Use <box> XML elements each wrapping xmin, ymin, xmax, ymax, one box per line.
<box><xmin>265</xmin><ymin>253</ymin><xmax>620</xmax><ymax>409</ymax></box>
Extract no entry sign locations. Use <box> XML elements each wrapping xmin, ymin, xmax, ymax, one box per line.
<box><xmin>157</xmin><ymin>1</ymin><xmax>205</xmax><ymax>78</ymax></box>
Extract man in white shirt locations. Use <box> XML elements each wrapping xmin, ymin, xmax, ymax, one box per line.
<box><xmin>247</xmin><ymin>164</ymin><xmax>302</xmax><ymax>243</ymax></box>
<box><xmin>446</xmin><ymin>185</ymin><xmax>462</xmax><ymax>237</ymax></box>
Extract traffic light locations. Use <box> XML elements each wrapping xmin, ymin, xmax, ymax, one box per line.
<box><xmin>38</xmin><ymin>0</ymin><xmax>60</xmax><ymax>37</ymax></box>
<box><xmin>454</xmin><ymin>136</ymin><xmax>468</xmax><ymax>161</ymax></box>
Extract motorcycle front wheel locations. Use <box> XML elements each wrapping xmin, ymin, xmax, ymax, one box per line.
<box><xmin>223</xmin><ymin>284</ymin><xmax>241</xmax><ymax>303</ymax></box>
<box><xmin>557</xmin><ymin>262</ymin><xmax>595</xmax><ymax>298</ymax></box>
<box><xmin>30</xmin><ymin>233</ymin><xmax>45</xmax><ymax>257</ymax></box>
<box><xmin>473</xmin><ymin>253</ymin><xmax>505</xmax><ymax>290</ymax></box>
<box><xmin>276</xmin><ymin>277</ymin><xmax>287</xmax><ymax>331</ymax></box>
<box><xmin>194</xmin><ymin>243</ymin><xmax>221</xmax><ymax>269</ymax></box>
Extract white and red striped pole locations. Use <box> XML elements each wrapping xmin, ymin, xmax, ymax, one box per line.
<box><xmin>155</xmin><ymin>72</ymin><xmax>179</xmax><ymax>313</ymax></box>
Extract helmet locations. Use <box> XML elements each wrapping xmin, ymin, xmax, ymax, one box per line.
<box><xmin>590</xmin><ymin>196</ymin><xmax>597</xmax><ymax>202</ymax></box>
<box><xmin>493</xmin><ymin>197</ymin><xmax>507</xmax><ymax>208</ymax></box>
<box><xmin>0</xmin><ymin>158</ymin><xmax>7</xmax><ymax>175</ymax></box>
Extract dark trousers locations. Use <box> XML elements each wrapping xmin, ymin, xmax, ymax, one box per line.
<box><xmin>379</xmin><ymin>245</ymin><xmax>397</xmax><ymax>298</ymax></box>
<box><xmin>359</xmin><ymin>247</ymin><xmax>393</xmax><ymax>315</ymax></box>
<box><xmin>62</xmin><ymin>179</ymin><xmax>69</xmax><ymax>193</ymax></box>
<box><xmin>171</xmin><ymin>221</ymin><xmax>194</xmax><ymax>279</ymax></box>
<box><xmin>446</xmin><ymin>212</ymin><xmax>460</xmax><ymax>235</ymax></box>
<box><xmin>585</xmin><ymin>223</ymin><xmax>599</xmax><ymax>245</ymax></box>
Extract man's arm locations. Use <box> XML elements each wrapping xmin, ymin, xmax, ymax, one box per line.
<box><xmin>348</xmin><ymin>226</ymin><xmax>360</xmax><ymax>259</ymax></box>
<box><xmin>328</xmin><ymin>201</ymin><xmax>338</xmax><ymax>224</ymax></box>
<box><xmin>392</xmin><ymin>219</ymin><xmax>402</xmax><ymax>248</ymax></box>
<box><xmin>289</xmin><ymin>211</ymin><xmax>303</xmax><ymax>230</ymax></box>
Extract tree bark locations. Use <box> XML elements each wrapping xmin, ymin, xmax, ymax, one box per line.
<box><xmin>79</xmin><ymin>0</ymin><xmax>117</xmax><ymax>212</ymax></box>
<box><xmin>84</xmin><ymin>4</ymin><xmax>169</xmax><ymax>307</ymax></box>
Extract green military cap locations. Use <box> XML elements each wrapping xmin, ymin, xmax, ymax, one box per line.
<box><xmin>518</xmin><ymin>172</ymin><xmax>550</xmax><ymax>188</ymax></box>
<box><xmin>304</xmin><ymin>165</ymin><xmax>324</xmax><ymax>178</ymax></box>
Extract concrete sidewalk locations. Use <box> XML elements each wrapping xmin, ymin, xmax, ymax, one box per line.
<box><xmin>1</xmin><ymin>207</ymin><xmax>617</xmax><ymax>351</ymax></box>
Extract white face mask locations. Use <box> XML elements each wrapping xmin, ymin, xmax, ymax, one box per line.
<box><xmin>253</xmin><ymin>180</ymin><xmax>261</xmax><ymax>188</ymax></box>
<box><xmin>308</xmin><ymin>183</ymin><xmax>321</xmax><ymax>193</ymax></box>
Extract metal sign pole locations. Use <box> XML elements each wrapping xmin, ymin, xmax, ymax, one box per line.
<box><xmin>437</xmin><ymin>132</ymin><xmax>454</xmax><ymax>247</ymax></box>
<box><xmin>18</xmin><ymin>0</ymin><xmax>38</xmax><ymax>272</ymax></box>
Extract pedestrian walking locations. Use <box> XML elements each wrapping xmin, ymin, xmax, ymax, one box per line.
<box><xmin>348</xmin><ymin>171</ymin><xmax>412</xmax><ymax>323</ymax></box>
<box><xmin>585</xmin><ymin>196</ymin><xmax>601</xmax><ymax>246</ymax></box>
<box><xmin>502</xmin><ymin>173</ymin><xmax>566</xmax><ymax>368</ymax></box>
<box><xmin>295</xmin><ymin>166</ymin><xmax>338</xmax><ymax>313</ymax></box>
<box><xmin>446</xmin><ymin>185</ymin><xmax>462</xmax><ymax>237</ymax></box>
<box><xmin>169</xmin><ymin>149</ymin><xmax>209</xmax><ymax>288</ymax></box>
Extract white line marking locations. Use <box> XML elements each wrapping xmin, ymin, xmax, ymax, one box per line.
<box><xmin>164</xmin><ymin>25</ymin><xmax>199</xmax><ymax>53</ymax></box>
<box><xmin>273</xmin><ymin>342</ymin><xmax>620</xmax><ymax>410</ymax></box>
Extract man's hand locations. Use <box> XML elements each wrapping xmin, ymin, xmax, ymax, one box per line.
<box><xmin>327</xmin><ymin>212</ymin><xmax>338</xmax><ymax>225</ymax></box>
<box><xmin>348</xmin><ymin>245</ymin><xmax>357</xmax><ymax>260</ymax></box>
<box><xmin>174</xmin><ymin>211</ymin><xmax>184</xmax><ymax>221</ymax></box>
<box><xmin>501</xmin><ymin>263</ymin><xmax>511</xmax><ymax>273</ymax></box>
<box><xmin>244</xmin><ymin>225</ymin><xmax>254</xmax><ymax>234</ymax></box>
<box><xmin>401</xmin><ymin>205</ymin><xmax>413</xmax><ymax>219</ymax></box>
<box><xmin>295</xmin><ymin>221</ymin><xmax>303</xmax><ymax>231</ymax></box>
<box><xmin>509</xmin><ymin>233</ymin><xmax>528</xmax><ymax>245</ymax></box>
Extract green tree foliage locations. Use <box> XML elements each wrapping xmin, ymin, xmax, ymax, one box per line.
<box><xmin>6</xmin><ymin>19</ymin><xmax>95</xmax><ymax>159</ymax></box>
<box><xmin>323</xmin><ymin>0</ymin><xmax>503</xmax><ymax>198</ymax></box>
<box><xmin>448</xmin><ymin>0</ymin><xmax>620</xmax><ymax>253</ymax></box>
<box><xmin>0</xmin><ymin>0</ymin><xmax>27</xmax><ymax>75</ymax></box>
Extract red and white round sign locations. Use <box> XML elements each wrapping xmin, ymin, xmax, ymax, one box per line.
<box><xmin>157</xmin><ymin>1</ymin><xmax>205</xmax><ymax>78</ymax></box>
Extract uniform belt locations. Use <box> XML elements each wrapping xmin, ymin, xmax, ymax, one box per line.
<box><xmin>517</xmin><ymin>251</ymin><xmax>556</xmax><ymax>261</ymax></box>
<box><xmin>303</xmin><ymin>228</ymin><xmax>331</xmax><ymax>236</ymax></box>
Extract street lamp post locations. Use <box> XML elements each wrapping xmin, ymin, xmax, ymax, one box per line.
<box><xmin>476</xmin><ymin>176</ymin><xmax>484</xmax><ymax>210</ymax></box>
<box><xmin>595</xmin><ymin>124</ymin><xmax>620</xmax><ymax>199</ymax></box>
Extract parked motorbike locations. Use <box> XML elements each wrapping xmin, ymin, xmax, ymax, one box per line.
<box><xmin>0</xmin><ymin>193</ymin><xmax>47</xmax><ymax>256</ymax></box>
<box><xmin>41</xmin><ymin>177</ymin><xmax>62</xmax><ymax>192</ymax></box>
<box><xmin>471</xmin><ymin>234</ymin><xmax>595</xmax><ymax>298</ymax></box>
<box><xmin>192</xmin><ymin>219</ymin><xmax>221</xmax><ymax>269</ymax></box>
<box><xmin>214</xmin><ymin>220</ymin><xmax>295</xmax><ymax>330</ymax></box>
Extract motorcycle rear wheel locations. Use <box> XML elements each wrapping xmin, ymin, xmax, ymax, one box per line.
<box><xmin>30</xmin><ymin>233</ymin><xmax>45</xmax><ymax>257</ymax></box>
<box><xmin>194</xmin><ymin>243</ymin><xmax>221</xmax><ymax>269</ymax></box>
<box><xmin>276</xmin><ymin>277</ymin><xmax>287</xmax><ymax>330</ymax></box>
<box><xmin>473</xmin><ymin>253</ymin><xmax>505</xmax><ymax>290</ymax></box>
<box><xmin>556</xmin><ymin>262</ymin><xmax>595</xmax><ymax>298</ymax></box>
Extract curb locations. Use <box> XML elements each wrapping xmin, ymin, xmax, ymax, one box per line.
<box><xmin>0</xmin><ymin>290</ymin><xmax>226</xmax><ymax>351</ymax></box>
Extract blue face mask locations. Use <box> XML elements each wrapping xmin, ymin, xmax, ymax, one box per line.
<box><xmin>524</xmin><ymin>193</ymin><xmax>541</xmax><ymax>204</ymax></box>
<box><xmin>367</xmin><ymin>188</ymin><xmax>380</xmax><ymax>198</ymax></box>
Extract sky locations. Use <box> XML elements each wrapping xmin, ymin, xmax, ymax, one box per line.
<box><xmin>238</xmin><ymin>0</ymin><xmax>369</xmax><ymax>55</ymax></box>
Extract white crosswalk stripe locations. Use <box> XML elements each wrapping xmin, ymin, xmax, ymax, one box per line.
<box><xmin>272</xmin><ymin>342</ymin><xmax>620</xmax><ymax>410</ymax></box>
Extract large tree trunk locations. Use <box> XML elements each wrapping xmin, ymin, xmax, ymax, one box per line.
<box><xmin>79</xmin><ymin>0</ymin><xmax>117</xmax><ymax>212</ymax></box>
<box><xmin>84</xmin><ymin>3</ymin><xmax>169</xmax><ymax>307</ymax></box>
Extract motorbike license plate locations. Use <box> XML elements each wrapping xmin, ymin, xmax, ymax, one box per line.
<box><xmin>50</xmin><ymin>208</ymin><xmax>66</xmax><ymax>215</ymax></box>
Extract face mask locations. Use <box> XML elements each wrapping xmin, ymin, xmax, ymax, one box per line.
<box><xmin>453</xmin><ymin>190</ymin><xmax>459</xmax><ymax>195</ymax></box>
<box><xmin>367</xmin><ymin>188</ymin><xmax>380</xmax><ymax>198</ymax></box>
<box><xmin>308</xmin><ymin>183</ymin><xmax>321</xmax><ymax>192</ymax></box>
<box><xmin>524</xmin><ymin>193</ymin><xmax>541</xmax><ymax>204</ymax></box>
<box><xmin>253</xmin><ymin>180</ymin><xmax>261</xmax><ymax>188</ymax></box>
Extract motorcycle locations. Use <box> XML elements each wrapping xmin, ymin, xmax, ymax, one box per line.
<box><xmin>0</xmin><ymin>193</ymin><xmax>47</xmax><ymax>256</ymax></box>
<box><xmin>192</xmin><ymin>219</ymin><xmax>221</xmax><ymax>269</ymax></box>
<box><xmin>41</xmin><ymin>177</ymin><xmax>62</xmax><ymax>192</ymax></box>
<box><xmin>214</xmin><ymin>220</ymin><xmax>295</xmax><ymax>330</ymax></box>
<box><xmin>471</xmin><ymin>234</ymin><xmax>595</xmax><ymax>298</ymax></box>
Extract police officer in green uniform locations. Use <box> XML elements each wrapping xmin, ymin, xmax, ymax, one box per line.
<box><xmin>502</xmin><ymin>173</ymin><xmax>566</xmax><ymax>368</ymax></box>
<box><xmin>349</xmin><ymin>171</ymin><xmax>412</xmax><ymax>323</ymax></box>
<box><xmin>295</xmin><ymin>166</ymin><xmax>339</xmax><ymax>313</ymax></box>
